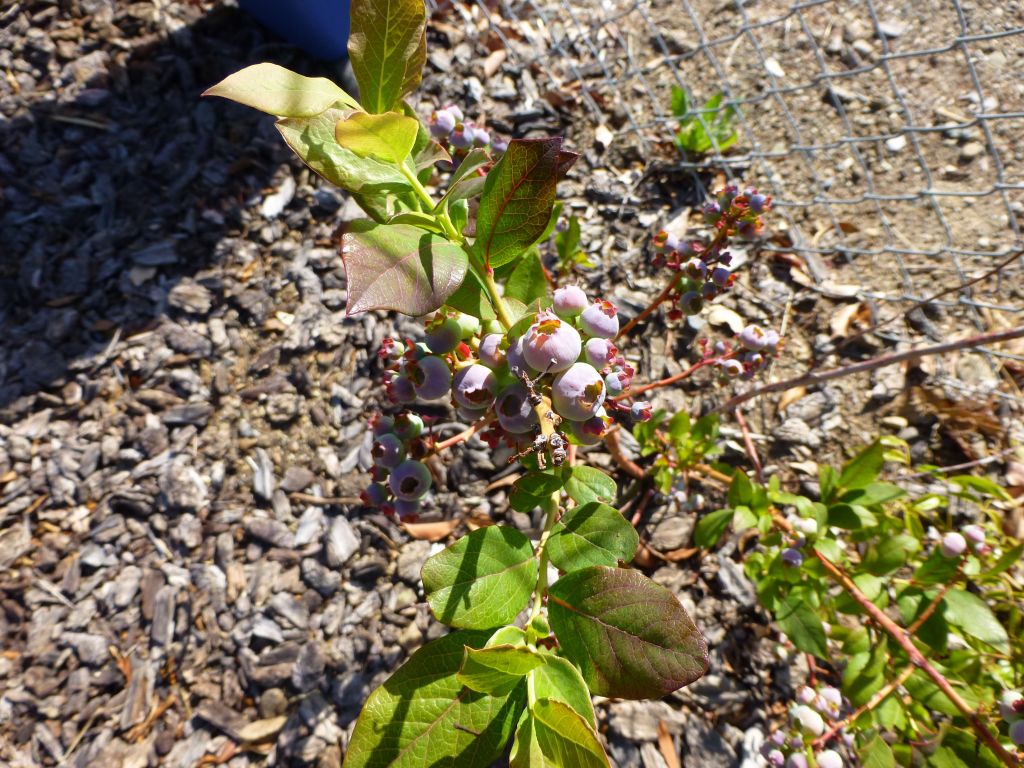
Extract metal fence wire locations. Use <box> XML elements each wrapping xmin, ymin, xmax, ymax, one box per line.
<box><xmin>444</xmin><ymin>0</ymin><xmax>1024</xmax><ymax>381</ymax></box>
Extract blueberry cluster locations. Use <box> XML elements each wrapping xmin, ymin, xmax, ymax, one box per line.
<box><xmin>429</xmin><ymin>104</ymin><xmax>508</xmax><ymax>158</ymax></box>
<box><xmin>938</xmin><ymin>523</ymin><xmax>990</xmax><ymax>558</ymax></box>
<box><xmin>706</xmin><ymin>322</ymin><xmax>782</xmax><ymax>381</ymax></box>
<box><xmin>759</xmin><ymin>685</ymin><xmax>848</xmax><ymax>767</ymax></box>
<box><xmin>651</xmin><ymin>185</ymin><xmax>772</xmax><ymax>321</ymax></box>
<box><xmin>363</xmin><ymin>409</ymin><xmax>432</xmax><ymax>519</ymax></box>
<box><xmin>1001</xmin><ymin>690</ymin><xmax>1024</xmax><ymax>748</ymax></box>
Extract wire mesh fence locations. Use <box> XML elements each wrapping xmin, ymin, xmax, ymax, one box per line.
<box><xmin>445</xmin><ymin>0</ymin><xmax>1024</xmax><ymax>385</ymax></box>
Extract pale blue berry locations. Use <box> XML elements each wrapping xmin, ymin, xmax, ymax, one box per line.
<box><xmin>552</xmin><ymin>362</ymin><xmax>605</xmax><ymax>422</ymax></box>
<box><xmin>452</xmin><ymin>364</ymin><xmax>497</xmax><ymax>410</ymax></box>
<box><xmin>478</xmin><ymin>333</ymin><xmax>505</xmax><ymax>370</ymax></box>
<box><xmin>495</xmin><ymin>383</ymin><xmax>538</xmax><ymax>434</ymax></box>
<box><xmin>372</xmin><ymin>433</ymin><xmax>405</xmax><ymax>469</ymax></box>
<box><xmin>553</xmin><ymin>285</ymin><xmax>589</xmax><ymax>318</ymax></box>
<box><xmin>579</xmin><ymin>300</ymin><xmax>619</xmax><ymax>338</ymax></box>
<box><xmin>524</xmin><ymin>312</ymin><xmax>582</xmax><ymax>373</ymax></box>
<box><xmin>389</xmin><ymin>459</ymin><xmax>432</xmax><ymax>501</ymax></box>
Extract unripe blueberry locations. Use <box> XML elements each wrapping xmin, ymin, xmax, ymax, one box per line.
<box><xmin>766</xmin><ymin>750</ymin><xmax>785</xmax><ymax>767</ymax></box>
<box><xmin>495</xmin><ymin>383</ymin><xmax>538</xmax><ymax>434</ymax></box>
<box><xmin>372</xmin><ymin>433</ymin><xmax>405</xmax><ymax>469</ymax></box>
<box><xmin>524</xmin><ymin>313</ymin><xmax>582</xmax><ymax>374</ymax></box>
<box><xmin>409</xmin><ymin>355</ymin><xmax>452</xmax><ymax>401</ymax></box>
<box><xmin>361</xmin><ymin>482</ymin><xmax>389</xmax><ymax>507</ymax></box>
<box><xmin>738</xmin><ymin>323</ymin><xmax>770</xmax><ymax>351</ymax></box>
<box><xmin>389</xmin><ymin>459</ymin><xmax>432</xmax><ymax>501</ymax></box>
<box><xmin>389</xmin><ymin>373</ymin><xmax>417</xmax><ymax>404</ymax></box>
<box><xmin>782</xmin><ymin>548</ymin><xmax>804</xmax><ymax>567</ymax></box>
<box><xmin>373</xmin><ymin>414</ymin><xmax>395</xmax><ymax>436</ymax></box>
<box><xmin>792</xmin><ymin>704</ymin><xmax>825</xmax><ymax>737</ymax></box>
<box><xmin>393</xmin><ymin>412</ymin><xmax>424</xmax><ymax>441</ymax></box>
<box><xmin>711</xmin><ymin>266</ymin><xmax>731</xmax><ymax>287</ymax></box>
<box><xmin>749</xmin><ymin>192</ymin><xmax>771</xmax><ymax>213</ymax></box>
<box><xmin>585</xmin><ymin>337</ymin><xmax>617</xmax><ymax>369</ymax></box>
<box><xmin>379</xmin><ymin>337</ymin><xmax>405</xmax><ymax>360</ymax></box>
<box><xmin>653</xmin><ymin>230</ymin><xmax>680</xmax><ymax>253</ymax></box>
<box><xmin>940</xmin><ymin>531</ymin><xmax>967</xmax><ymax>558</ymax></box>
<box><xmin>430</xmin><ymin>108</ymin><xmax>457</xmax><ymax>138</ymax></box>
<box><xmin>580</xmin><ymin>300</ymin><xmax>620</xmax><ymax>339</ymax></box>
<box><xmin>455</xmin><ymin>313</ymin><xmax>481</xmax><ymax>339</ymax></box>
<box><xmin>1000</xmin><ymin>690</ymin><xmax>1023</xmax><ymax>722</ymax></box>
<box><xmin>796</xmin><ymin>686</ymin><xmax>816</xmax><ymax>705</ymax></box>
<box><xmin>553</xmin><ymin>285</ymin><xmax>589</xmax><ymax>318</ymax></box>
<box><xmin>605</xmin><ymin>369</ymin><xmax>630</xmax><ymax>396</ymax></box>
<box><xmin>425</xmin><ymin>317</ymin><xmax>463</xmax><ymax>354</ymax></box>
<box><xmin>551</xmin><ymin>362</ymin><xmax>606</xmax><ymax>422</ymax></box>
<box><xmin>478</xmin><ymin>333</ymin><xmax>506</xmax><ymax>370</ymax></box>
<box><xmin>795</xmin><ymin>517</ymin><xmax>817</xmax><ymax>536</ymax></box>
<box><xmin>393</xmin><ymin>498</ymin><xmax>420</xmax><ymax>519</ymax></box>
<box><xmin>630</xmin><ymin>401</ymin><xmax>653</xmax><ymax>422</ymax></box>
<box><xmin>720</xmin><ymin>359</ymin><xmax>744</xmax><ymax>378</ymax></box>
<box><xmin>505</xmin><ymin>335</ymin><xmax>529</xmax><ymax>375</ymax></box>
<box><xmin>1011</xmin><ymin>719</ymin><xmax>1024</xmax><ymax>747</ymax></box>
<box><xmin>787</xmin><ymin>754</ymin><xmax>809</xmax><ymax>768</ymax></box>
<box><xmin>568</xmin><ymin>414</ymin><xmax>608</xmax><ymax>446</ymax></box>
<box><xmin>816</xmin><ymin>750</ymin><xmax>842</xmax><ymax>768</ymax></box>
<box><xmin>680</xmin><ymin>290</ymin><xmax>703</xmax><ymax>315</ymax></box>
<box><xmin>684</xmin><ymin>258</ymin><xmax>708</xmax><ymax>280</ymax></box>
<box><xmin>703</xmin><ymin>201</ymin><xmax>722</xmax><ymax>223</ymax></box>
<box><xmin>962</xmin><ymin>524</ymin><xmax>985</xmax><ymax>545</ymax></box>
<box><xmin>452</xmin><ymin>364</ymin><xmax>497</xmax><ymax>410</ymax></box>
<box><xmin>449</xmin><ymin>123</ymin><xmax>473</xmax><ymax>149</ymax></box>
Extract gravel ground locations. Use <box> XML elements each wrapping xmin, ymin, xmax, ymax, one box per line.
<box><xmin>1</xmin><ymin>2</ymin><xmax>1021</xmax><ymax>767</ymax></box>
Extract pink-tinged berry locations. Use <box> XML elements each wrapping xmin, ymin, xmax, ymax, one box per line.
<box><xmin>766</xmin><ymin>750</ymin><xmax>785</xmax><ymax>767</ymax></box>
<box><xmin>425</xmin><ymin>317</ymin><xmax>463</xmax><ymax>354</ymax></box>
<box><xmin>372</xmin><ymin>414</ymin><xmax>395</xmax><ymax>436</ymax></box>
<box><xmin>1011</xmin><ymin>719</ymin><xmax>1024</xmax><ymax>747</ymax></box>
<box><xmin>787</xmin><ymin>755</ymin><xmax>808</xmax><ymax>768</ymax></box>
<box><xmin>816</xmin><ymin>750</ymin><xmax>843</xmax><ymax>768</ymax></box>
<box><xmin>524</xmin><ymin>312</ymin><xmax>582</xmax><ymax>373</ymax></box>
<box><xmin>604</xmin><ymin>369</ymin><xmax>631</xmax><ymax>396</ymax></box>
<box><xmin>738</xmin><ymin>323</ymin><xmax>771</xmax><ymax>351</ymax></box>
<box><xmin>720</xmin><ymin>359</ymin><xmax>744</xmax><ymax>378</ymax></box>
<box><xmin>478</xmin><ymin>333</ymin><xmax>505</xmax><ymax>370</ymax></box>
<box><xmin>568</xmin><ymin>414</ymin><xmax>609</xmax><ymax>446</ymax></box>
<box><xmin>940</xmin><ymin>531</ymin><xmax>967</xmax><ymax>558</ymax></box>
<box><xmin>472</xmin><ymin>126</ymin><xmax>490</xmax><ymax>148</ymax></box>
<box><xmin>393</xmin><ymin>412</ymin><xmax>424</xmax><ymax>441</ymax></box>
<box><xmin>1000</xmin><ymin>691</ymin><xmax>1023</xmax><ymax>722</ymax></box>
<box><xmin>796</xmin><ymin>686</ymin><xmax>816</xmax><ymax>705</ymax></box>
<box><xmin>580</xmin><ymin>300</ymin><xmax>619</xmax><ymax>339</ymax></box>
<box><xmin>585</xmin><ymin>337</ymin><xmax>617</xmax><ymax>369</ymax></box>
<box><xmin>408</xmin><ymin>355</ymin><xmax>452</xmax><ymax>401</ymax></box>
<box><xmin>816</xmin><ymin>686</ymin><xmax>842</xmax><ymax>717</ymax></box>
<box><xmin>630</xmin><ymin>401</ymin><xmax>653</xmax><ymax>422</ymax></box>
<box><xmin>449</xmin><ymin>123</ymin><xmax>473</xmax><ymax>149</ymax></box>
<box><xmin>452</xmin><ymin>364</ymin><xmax>497</xmax><ymax>410</ymax></box>
<box><xmin>379</xmin><ymin>337</ymin><xmax>405</xmax><ymax>360</ymax></box>
<box><xmin>553</xmin><ymin>285</ymin><xmax>589</xmax><ymax>318</ymax></box>
<box><xmin>792</xmin><ymin>704</ymin><xmax>825</xmax><ymax>737</ymax></box>
<box><xmin>361</xmin><ymin>482</ymin><xmax>389</xmax><ymax>507</ymax></box>
<box><xmin>371</xmin><ymin>433</ymin><xmax>405</xmax><ymax>469</ymax></box>
<box><xmin>495</xmin><ymin>383</ymin><xmax>538</xmax><ymax>434</ymax></box>
<box><xmin>393</xmin><ymin>498</ymin><xmax>421</xmax><ymax>519</ymax></box>
<box><xmin>430</xmin><ymin>108</ymin><xmax>457</xmax><ymax>138</ymax></box>
<box><xmin>389</xmin><ymin>459</ymin><xmax>432</xmax><ymax>501</ymax></box>
<box><xmin>552</xmin><ymin>363</ymin><xmax>606</xmax><ymax>422</ymax></box>
<box><xmin>491</xmin><ymin>137</ymin><xmax>508</xmax><ymax>154</ymax></box>
<box><xmin>962</xmin><ymin>524</ymin><xmax>985</xmax><ymax>545</ymax></box>
<box><xmin>782</xmin><ymin>548</ymin><xmax>804</xmax><ymax>567</ymax></box>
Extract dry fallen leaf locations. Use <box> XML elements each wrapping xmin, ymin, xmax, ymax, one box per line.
<box><xmin>402</xmin><ymin>520</ymin><xmax>459</xmax><ymax>542</ymax></box>
<box><xmin>658</xmin><ymin>720</ymin><xmax>682</xmax><ymax>768</ymax></box>
<box><xmin>236</xmin><ymin>715</ymin><xmax>288</xmax><ymax>743</ymax></box>
<box><xmin>830</xmin><ymin>301</ymin><xmax>872</xmax><ymax>338</ymax></box>
<box><xmin>706</xmin><ymin>304</ymin><xmax>745</xmax><ymax>334</ymax></box>
<box><xmin>777</xmin><ymin>386</ymin><xmax>808</xmax><ymax>414</ymax></box>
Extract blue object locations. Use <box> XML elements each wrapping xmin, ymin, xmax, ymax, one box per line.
<box><xmin>239</xmin><ymin>0</ymin><xmax>351</xmax><ymax>61</ymax></box>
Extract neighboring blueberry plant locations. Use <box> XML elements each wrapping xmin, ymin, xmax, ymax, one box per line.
<box><xmin>205</xmin><ymin>1</ymin><xmax>1022</xmax><ymax>766</ymax></box>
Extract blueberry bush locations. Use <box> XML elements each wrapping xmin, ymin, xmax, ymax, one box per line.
<box><xmin>206</xmin><ymin>0</ymin><xmax>1023</xmax><ymax>765</ymax></box>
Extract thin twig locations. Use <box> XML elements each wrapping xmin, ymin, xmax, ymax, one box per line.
<box><xmin>426</xmin><ymin>417</ymin><xmax>489</xmax><ymax>456</ymax></box>
<box><xmin>288</xmin><ymin>492</ymin><xmax>362</xmax><ymax>506</ymax></box>
<box><xmin>616</xmin><ymin>273</ymin><xmax>682</xmax><ymax>341</ymax></box>
<box><xmin>714</xmin><ymin>326</ymin><xmax>1024</xmax><ymax>414</ymax></box>
<box><xmin>733</xmin><ymin>408</ymin><xmax>764</xmax><ymax>484</ymax></box>
<box><xmin>614</xmin><ymin>356</ymin><xmax>721</xmax><ymax>400</ymax></box>
<box><xmin>814</xmin><ymin>666</ymin><xmax>915</xmax><ymax>749</ymax></box>
<box><xmin>907</xmin><ymin>563</ymin><xmax>964</xmax><ymax>634</ymax></box>
<box><xmin>603</xmin><ymin>428</ymin><xmax>644</xmax><ymax>479</ymax></box>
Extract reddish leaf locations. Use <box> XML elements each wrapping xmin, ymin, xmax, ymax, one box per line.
<box><xmin>341</xmin><ymin>221</ymin><xmax>468</xmax><ymax>316</ymax></box>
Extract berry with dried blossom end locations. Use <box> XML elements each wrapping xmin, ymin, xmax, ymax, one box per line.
<box><xmin>371</xmin><ymin>433</ymin><xmax>406</xmax><ymax>469</ymax></box>
<box><xmin>653</xmin><ymin>230</ymin><xmax>680</xmax><ymax>253</ymax></box>
<box><xmin>792</xmin><ymin>704</ymin><xmax>825</xmax><ymax>737</ymax></box>
<box><xmin>1000</xmin><ymin>690</ymin><xmax>1023</xmax><ymax>722</ymax></box>
<box><xmin>703</xmin><ymin>201</ymin><xmax>722</xmax><ymax>224</ymax></box>
<box><xmin>782</xmin><ymin>548</ymin><xmax>804</xmax><ymax>567</ymax></box>
<box><xmin>553</xmin><ymin>285</ymin><xmax>589</xmax><ymax>317</ymax></box>
<box><xmin>425</xmin><ymin>317</ymin><xmax>463</xmax><ymax>354</ymax></box>
<box><xmin>738</xmin><ymin>323</ymin><xmax>771</xmax><ymax>351</ymax></box>
<box><xmin>495</xmin><ymin>383</ymin><xmax>538</xmax><ymax>434</ymax></box>
<box><xmin>552</xmin><ymin>362</ymin><xmax>606</xmax><ymax>422</ymax></box>
<box><xmin>452</xmin><ymin>364</ymin><xmax>497</xmax><ymax>410</ymax></box>
<box><xmin>940</xmin><ymin>531</ymin><xmax>967</xmax><ymax>558</ymax></box>
<box><xmin>373</xmin><ymin>414</ymin><xmax>395</xmax><ymax>436</ymax></box>
<box><xmin>680</xmin><ymin>290</ymin><xmax>703</xmax><ymax>315</ymax></box>
<box><xmin>765</xmin><ymin>750</ymin><xmax>785</xmax><ymax>767</ymax></box>
<box><xmin>388</xmin><ymin>372</ymin><xmax>417</xmax><ymax>404</ymax></box>
<box><xmin>393</xmin><ymin>412</ymin><xmax>424</xmax><ymax>441</ymax></box>
<box><xmin>748</xmin><ymin>191</ymin><xmax>771</xmax><ymax>213</ymax></box>
<box><xmin>630</xmin><ymin>401</ymin><xmax>653</xmax><ymax>422</ymax></box>
<box><xmin>816</xmin><ymin>686</ymin><xmax>842</xmax><ymax>717</ymax></box>
<box><xmin>684</xmin><ymin>258</ymin><xmax>708</xmax><ymax>280</ymax></box>
<box><xmin>1011</xmin><ymin>719</ymin><xmax>1024</xmax><ymax>747</ymax></box>
<box><xmin>580</xmin><ymin>300</ymin><xmax>620</xmax><ymax>338</ymax></box>
<box><xmin>389</xmin><ymin>459</ymin><xmax>432</xmax><ymax>501</ymax></box>
<box><xmin>429</xmin><ymin>108</ymin><xmax>457</xmax><ymax>138</ymax></box>
<box><xmin>449</xmin><ymin>123</ymin><xmax>473</xmax><ymax>149</ymax></box>
<box><xmin>524</xmin><ymin>312</ymin><xmax>582</xmax><ymax>373</ymax></box>
<box><xmin>962</xmin><ymin>524</ymin><xmax>985</xmax><ymax>545</ymax></box>
<box><xmin>585</xmin><ymin>337</ymin><xmax>617</xmax><ymax>369</ymax></box>
<box><xmin>710</xmin><ymin>266</ymin><xmax>731</xmax><ymax>287</ymax></box>
<box><xmin>379</xmin><ymin>337</ymin><xmax>405</xmax><ymax>360</ymax></box>
<box><xmin>720</xmin><ymin>359</ymin><xmax>744</xmax><ymax>378</ymax></box>
<box><xmin>816</xmin><ymin>750</ymin><xmax>843</xmax><ymax>768</ymax></box>
<box><xmin>408</xmin><ymin>355</ymin><xmax>452</xmax><ymax>401</ymax></box>
<box><xmin>605</xmin><ymin>369</ymin><xmax>631</xmax><ymax>396</ymax></box>
<box><xmin>567</xmin><ymin>414</ymin><xmax>609</xmax><ymax>446</ymax></box>
<box><xmin>478</xmin><ymin>333</ymin><xmax>505</xmax><ymax>370</ymax></box>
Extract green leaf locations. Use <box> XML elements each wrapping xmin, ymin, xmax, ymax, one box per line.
<box><xmin>727</xmin><ymin>470</ymin><xmax>753</xmax><ymax>507</ymax></box>
<box><xmin>828</xmin><ymin>503</ymin><xmax>877</xmax><ymax>529</ymax></box>
<box><xmin>385</xmin><ymin>210</ymin><xmax>447</xmax><ymax>235</ymax></box>
<box><xmin>843</xmin><ymin>645</ymin><xmax>888</xmax><ymax>706</ymax></box>
<box><xmin>343</xmin><ymin>630</ymin><xmax>524</xmax><ymax>768</ymax></box>
<box><xmin>509</xmin><ymin>699</ymin><xmax>610</xmax><ymax>768</ymax></box>
<box><xmin>203</xmin><ymin>62</ymin><xmax>358</xmax><ymax>116</ymax></box>
<box><xmin>670</xmin><ymin>85</ymin><xmax>689</xmax><ymax>116</ymax></box>
<box><xmin>504</xmin><ymin>251</ymin><xmax>550</xmax><ymax>304</ymax></box>
<box><xmin>563</xmin><ymin>466</ymin><xmax>616</xmax><ymax>506</ymax></box>
<box><xmin>547</xmin><ymin>502</ymin><xmax>639</xmax><ymax>571</ymax></box>
<box><xmin>436</xmin><ymin>148</ymin><xmax>492</xmax><ymax>209</ymax></box>
<box><xmin>927</xmin><ymin>747</ymin><xmax>968</xmax><ymax>768</ymax></box>
<box><xmin>474</xmin><ymin>139</ymin><xmax>578</xmax><ymax>269</ymax></box>
<box><xmin>421</xmin><ymin>525</ymin><xmax>538</xmax><ymax>629</ymax></box>
<box><xmin>942</xmin><ymin>588</ymin><xmax>1009</xmax><ymax>651</ymax></box>
<box><xmin>515</xmin><ymin>471</ymin><xmax>564</xmax><ymax>497</ymax></box>
<box><xmin>340</xmin><ymin>221</ymin><xmax>468</xmax><ymax>316</ymax></box>
<box><xmin>905</xmin><ymin>670</ymin><xmax>971</xmax><ymax>717</ymax></box>
<box><xmin>948</xmin><ymin>475</ymin><xmax>1012</xmax><ymax>501</ymax></box>
<box><xmin>987</xmin><ymin>542</ymin><xmax>1024</xmax><ymax>576</ymax></box>
<box><xmin>839</xmin><ymin>482</ymin><xmax>906</xmax><ymax>507</ymax></box>
<box><xmin>819</xmin><ymin>464</ymin><xmax>839</xmax><ymax>503</ymax></box>
<box><xmin>914</xmin><ymin>550</ymin><xmax>961</xmax><ymax>586</ymax></box>
<box><xmin>775</xmin><ymin>593</ymin><xmax>828</xmax><ymax>658</ymax></box>
<box><xmin>838</xmin><ymin>442</ymin><xmax>885</xmax><ymax>490</ymax></box>
<box><xmin>694</xmin><ymin>508</ymin><xmax>734</xmax><ymax>548</ymax></box>
<box><xmin>277</xmin><ymin>109</ymin><xmax>409</xmax><ymax>193</ymax></box>
<box><xmin>444</xmin><ymin>269</ymin><xmax>496</xmax><ymax>321</ymax></box>
<box><xmin>458</xmin><ymin>645</ymin><xmax>545</xmax><ymax>695</ymax></box>
<box><xmin>548</xmin><ymin>566</ymin><xmax>708</xmax><ymax>699</ymax></box>
<box><xmin>864</xmin><ymin>533</ymin><xmax>920</xmax><ymax>576</ymax></box>
<box><xmin>334</xmin><ymin>111</ymin><xmax>420</xmax><ymax>164</ymax></box>
<box><xmin>348</xmin><ymin>0</ymin><xmax>426</xmax><ymax>113</ymax></box>
<box><xmin>859</xmin><ymin>734</ymin><xmax>896</xmax><ymax>768</ymax></box>
<box><xmin>529</xmin><ymin>656</ymin><xmax>596</xmax><ymax>727</ymax></box>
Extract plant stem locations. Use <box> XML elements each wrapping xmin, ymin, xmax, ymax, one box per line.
<box><xmin>399</xmin><ymin>163</ymin><xmax>436</xmax><ymax>211</ymax></box>
<box><xmin>604</xmin><ymin>428</ymin><xmax>644</xmax><ymax>479</ymax></box>
<box><xmin>715</xmin><ymin>326</ymin><xmax>1024</xmax><ymax>413</ymax></box>
<box><xmin>613</xmin><ymin>356</ymin><xmax>721</xmax><ymax>400</ymax></box>
<box><xmin>530</xmin><ymin>491</ymin><xmax>561</xmax><ymax>621</ymax></box>
<box><xmin>813</xmin><ymin>665</ymin><xmax>915</xmax><ymax>749</ymax></box>
<box><xmin>482</xmin><ymin>267</ymin><xmax>515</xmax><ymax>331</ymax></box>
<box><xmin>616</xmin><ymin>273</ymin><xmax>682</xmax><ymax>341</ymax></box>
<box><xmin>426</xmin><ymin>417</ymin><xmax>489</xmax><ymax>457</ymax></box>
